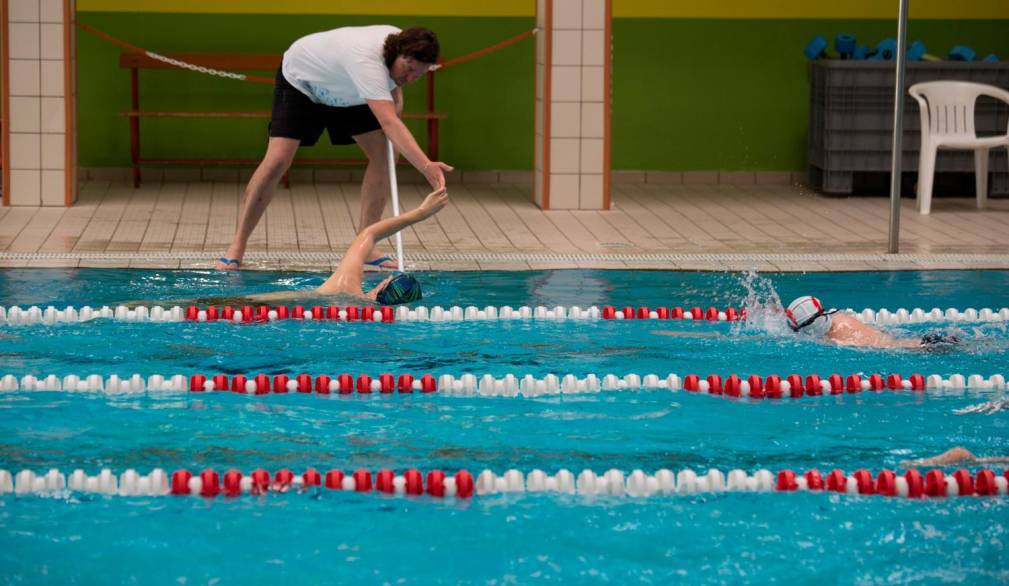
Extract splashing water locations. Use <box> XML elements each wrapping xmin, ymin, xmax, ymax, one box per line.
<box><xmin>731</xmin><ymin>271</ymin><xmax>793</xmax><ymax>337</ymax></box>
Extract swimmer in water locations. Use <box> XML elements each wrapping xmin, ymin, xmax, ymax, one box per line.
<box><xmin>653</xmin><ymin>295</ymin><xmax>960</xmax><ymax>351</ymax></box>
<box><xmin>783</xmin><ymin>296</ymin><xmax>960</xmax><ymax>350</ymax></box>
<box><xmin>186</xmin><ymin>187</ymin><xmax>447</xmax><ymax>307</ymax></box>
<box><xmin>900</xmin><ymin>447</ymin><xmax>1009</xmax><ymax>467</ymax></box>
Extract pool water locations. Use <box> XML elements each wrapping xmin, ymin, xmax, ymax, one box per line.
<box><xmin>1</xmin><ymin>268</ymin><xmax>1008</xmax><ymax>583</ymax></box>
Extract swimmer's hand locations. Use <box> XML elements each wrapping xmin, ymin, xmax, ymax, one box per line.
<box><xmin>418</xmin><ymin>187</ymin><xmax>449</xmax><ymax>218</ymax></box>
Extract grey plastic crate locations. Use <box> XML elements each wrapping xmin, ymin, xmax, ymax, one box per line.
<box><xmin>808</xmin><ymin>61</ymin><xmax>1009</xmax><ymax>195</ymax></box>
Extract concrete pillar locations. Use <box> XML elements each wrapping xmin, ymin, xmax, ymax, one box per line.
<box><xmin>534</xmin><ymin>0</ymin><xmax>611</xmax><ymax>210</ymax></box>
<box><xmin>2</xmin><ymin>0</ymin><xmax>78</xmax><ymax>207</ymax></box>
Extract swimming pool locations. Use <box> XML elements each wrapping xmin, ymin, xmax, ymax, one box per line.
<box><xmin>1</xmin><ymin>268</ymin><xmax>1007</xmax><ymax>583</ymax></box>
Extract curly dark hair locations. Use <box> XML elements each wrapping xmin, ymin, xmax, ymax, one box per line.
<box><xmin>383</xmin><ymin>27</ymin><xmax>440</xmax><ymax>68</ymax></box>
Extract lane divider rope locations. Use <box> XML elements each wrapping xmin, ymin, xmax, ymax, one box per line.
<box><xmin>4</xmin><ymin>371</ymin><xmax>1006</xmax><ymax>395</ymax></box>
<box><xmin>3</xmin><ymin>466</ymin><xmax>1006</xmax><ymax>499</ymax></box>
<box><xmin>2</xmin><ymin>304</ymin><xmax>1007</xmax><ymax>326</ymax></box>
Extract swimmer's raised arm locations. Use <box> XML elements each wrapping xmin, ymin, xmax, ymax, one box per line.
<box><xmin>318</xmin><ymin>188</ymin><xmax>448</xmax><ymax>296</ymax></box>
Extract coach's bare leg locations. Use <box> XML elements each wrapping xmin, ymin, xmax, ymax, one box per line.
<box><xmin>216</xmin><ymin>137</ymin><xmax>300</xmax><ymax>270</ymax></box>
<box><xmin>353</xmin><ymin>129</ymin><xmax>394</xmax><ymax>266</ymax></box>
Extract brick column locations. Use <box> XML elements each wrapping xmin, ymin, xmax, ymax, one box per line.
<box><xmin>534</xmin><ymin>0</ymin><xmax>611</xmax><ymax>210</ymax></box>
<box><xmin>2</xmin><ymin>0</ymin><xmax>78</xmax><ymax>207</ymax></box>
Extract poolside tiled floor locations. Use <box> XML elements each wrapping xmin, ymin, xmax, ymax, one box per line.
<box><xmin>1</xmin><ymin>180</ymin><xmax>1008</xmax><ymax>271</ymax></box>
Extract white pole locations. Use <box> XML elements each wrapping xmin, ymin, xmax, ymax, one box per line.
<box><xmin>386</xmin><ymin>138</ymin><xmax>405</xmax><ymax>272</ymax></box>
<box><xmin>887</xmin><ymin>0</ymin><xmax>910</xmax><ymax>253</ymax></box>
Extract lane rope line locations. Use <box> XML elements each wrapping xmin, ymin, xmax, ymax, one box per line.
<box><xmin>77</xmin><ymin>23</ymin><xmax>535</xmax><ymax>86</ymax></box>
<box><xmin>3</xmin><ymin>466</ymin><xmax>1006</xmax><ymax>499</ymax></box>
<box><xmin>4</xmin><ymin>371</ymin><xmax>1006</xmax><ymax>395</ymax></box>
<box><xmin>2</xmin><ymin>304</ymin><xmax>1006</xmax><ymax>326</ymax></box>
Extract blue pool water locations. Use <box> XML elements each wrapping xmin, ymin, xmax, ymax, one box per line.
<box><xmin>1</xmin><ymin>268</ymin><xmax>1008</xmax><ymax>583</ymax></box>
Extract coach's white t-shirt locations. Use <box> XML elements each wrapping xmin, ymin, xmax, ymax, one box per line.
<box><xmin>282</xmin><ymin>25</ymin><xmax>399</xmax><ymax>107</ymax></box>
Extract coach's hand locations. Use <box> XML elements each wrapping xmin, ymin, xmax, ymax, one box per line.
<box><xmin>422</xmin><ymin>161</ymin><xmax>454</xmax><ymax>190</ymax></box>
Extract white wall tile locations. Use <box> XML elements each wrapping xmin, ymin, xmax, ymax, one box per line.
<box><xmin>551</xmin><ymin>66</ymin><xmax>581</xmax><ymax>101</ymax></box>
<box><xmin>41</xmin><ymin>170</ymin><xmax>66</xmax><ymax>206</ymax></box>
<box><xmin>534</xmin><ymin>131</ymin><xmax>542</xmax><ymax>171</ymax></box>
<box><xmin>9</xmin><ymin>97</ymin><xmax>42</xmax><ymax>132</ymax></box>
<box><xmin>42</xmin><ymin>133</ymin><xmax>65</xmax><ymax>169</ymax></box>
<box><xmin>581</xmin><ymin>66</ymin><xmax>604</xmax><ymax>102</ymax></box>
<box><xmin>10</xmin><ymin>0</ymin><xmax>40</xmax><ymax>22</ymax></box>
<box><xmin>582</xmin><ymin>30</ymin><xmax>605</xmax><ymax>66</ymax></box>
<box><xmin>10</xmin><ymin>23</ymin><xmax>41</xmax><ymax>60</ymax></box>
<box><xmin>40</xmin><ymin>60</ymin><xmax>64</xmax><ymax>96</ymax></box>
<box><xmin>41</xmin><ymin>97</ymin><xmax>65</xmax><ymax>133</ymax></box>
<box><xmin>552</xmin><ymin>0</ymin><xmax>582</xmax><ymax>29</ymax></box>
<box><xmin>580</xmin><ymin>138</ymin><xmax>604</xmax><ymax>173</ymax></box>
<box><xmin>583</xmin><ymin>0</ymin><xmax>606</xmax><ymax>29</ymax></box>
<box><xmin>535</xmin><ymin>98</ymin><xmax>544</xmax><ymax>136</ymax></box>
<box><xmin>580</xmin><ymin>101</ymin><xmax>604</xmax><ymax>138</ymax></box>
<box><xmin>10</xmin><ymin>170</ymin><xmax>42</xmax><ymax>206</ymax></box>
<box><xmin>551</xmin><ymin>102</ymin><xmax>581</xmax><ymax>138</ymax></box>
<box><xmin>579</xmin><ymin>174</ymin><xmax>604</xmax><ymax>209</ymax></box>
<box><xmin>40</xmin><ymin>0</ymin><xmax>65</xmax><ymax>23</ymax></box>
<box><xmin>534</xmin><ymin>169</ymin><xmax>544</xmax><ymax>207</ymax></box>
<box><xmin>550</xmin><ymin>138</ymin><xmax>580</xmax><ymax>173</ymax></box>
<box><xmin>40</xmin><ymin>23</ymin><xmax>64</xmax><ymax>60</ymax></box>
<box><xmin>548</xmin><ymin>174</ymin><xmax>580</xmax><ymax>209</ymax></box>
<box><xmin>10</xmin><ymin>133</ymin><xmax>41</xmax><ymax>169</ymax></box>
<box><xmin>551</xmin><ymin>30</ymin><xmax>581</xmax><ymax>66</ymax></box>
<box><xmin>10</xmin><ymin>60</ymin><xmax>41</xmax><ymax>96</ymax></box>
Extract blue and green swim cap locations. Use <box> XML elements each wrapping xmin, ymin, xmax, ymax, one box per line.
<box><xmin>376</xmin><ymin>273</ymin><xmax>423</xmax><ymax>305</ymax></box>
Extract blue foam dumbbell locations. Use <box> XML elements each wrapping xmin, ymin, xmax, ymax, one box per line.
<box><xmin>868</xmin><ymin>39</ymin><xmax>898</xmax><ymax>61</ymax></box>
<box><xmin>906</xmin><ymin>40</ymin><xmax>941</xmax><ymax>62</ymax></box>
<box><xmin>804</xmin><ymin>35</ymin><xmax>833</xmax><ymax>60</ymax></box>
<box><xmin>983</xmin><ymin>54</ymin><xmax>1000</xmax><ymax>62</ymax></box>
<box><xmin>834</xmin><ymin>34</ymin><xmax>856</xmax><ymax>59</ymax></box>
<box><xmin>852</xmin><ymin>44</ymin><xmax>870</xmax><ymax>60</ymax></box>
<box><xmin>949</xmin><ymin>45</ymin><xmax>977</xmax><ymax>61</ymax></box>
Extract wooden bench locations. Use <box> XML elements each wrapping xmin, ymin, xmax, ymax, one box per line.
<box><xmin>119</xmin><ymin>52</ymin><xmax>445</xmax><ymax>187</ymax></box>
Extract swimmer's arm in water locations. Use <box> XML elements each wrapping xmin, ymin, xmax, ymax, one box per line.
<box><xmin>317</xmin><ymin>187</ymin><xmax>449</xmax><ymax>297</ymax></box>
<box><xmin>900</xmin><ymin>447</ymin><xmax>1009</xmax><ymax>467</ymax></box>
<box><xmin>650</xmin><ymin>330</ymin><xmax>765</xmax><ymax>341</ymax></box>
<box><xmin>650</xmin><ymin>330</ymin><xmax>723</xmax><ymax>339</ymax></box>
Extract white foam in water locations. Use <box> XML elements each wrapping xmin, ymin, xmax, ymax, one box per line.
<box><xmin>733</xmin><ymin>271</ymin><xmax>791</xmax><ymax>337</ymax></box>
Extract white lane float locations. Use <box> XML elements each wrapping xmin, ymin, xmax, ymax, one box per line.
<box><xmin>4</xmin><ymin>466</ymin><xmax>1005</xmax><ymax>500</ymax></box>
<box><xmin>2</xmin><ymin>304</ymin><xmax>1006</xmax><ymax>325</ymax></box>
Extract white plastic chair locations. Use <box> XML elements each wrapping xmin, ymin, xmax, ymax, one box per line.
<box><xmin>909</xmin><ymin>81</ymin><xmax>1009</xmax><ymax>214</ymax></box>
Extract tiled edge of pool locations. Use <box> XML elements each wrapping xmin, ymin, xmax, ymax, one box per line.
<box><xmin>2</xmin><ymin>251</ymin><xmax>1009</xmax><ymax>272</ymax></box>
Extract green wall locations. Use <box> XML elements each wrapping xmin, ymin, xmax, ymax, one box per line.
<box><xmin>76</xmin><ymin>13</ymin><xmax>535</xmax><ymax>169</ymax></box>
<box><xmin>612</xmin><ymin>19</ymin><xmax>1009</xmax><ymax>171</ymax></box>
<box><xmin>77</xmin><ymin>13</ymin><xmax>1009</xmax><ymax>171</ymax></box>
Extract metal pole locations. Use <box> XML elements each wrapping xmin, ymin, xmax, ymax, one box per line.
<box><xmin>887</xmin><ymin>0</ymin><xmax>910</xmax><ymax>253</ymax></box>
<box><xmin>386</xmin><ymin>138</ymin><xmax>405</xmax><ymax>272</ymax></box>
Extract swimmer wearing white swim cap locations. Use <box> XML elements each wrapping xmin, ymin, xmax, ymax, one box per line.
<box><xmin>785</xmin><ymin>296</ymin><xmax>958</xmax><ymax>350</ymax></box>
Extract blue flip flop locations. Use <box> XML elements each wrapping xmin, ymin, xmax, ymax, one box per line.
<box><xmin>364</xmin><ymin>255</ymin><xmax>395</xmax><ymax>268</ymax></box>
<box><xmin>217</xmin><ymin>257</ymin><xmax>242</xmax><ymax>268</ymax></box>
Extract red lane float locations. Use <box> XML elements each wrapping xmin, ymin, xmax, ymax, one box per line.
<box><xmin>7</xmin><ymin>467</ymin><xmax>1007</xmax><ymax>499</ymax></box>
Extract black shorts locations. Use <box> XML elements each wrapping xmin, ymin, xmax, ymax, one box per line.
<box><xmin>268</xmin><ymin>68</ymin><xmax>382</xmax><ymax>146</ymax></box>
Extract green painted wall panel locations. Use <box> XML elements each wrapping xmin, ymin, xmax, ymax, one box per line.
<box><xmin>77</xmin><ymin>13</ymin><xmax>1009</xmax><ymax>171</ymax></box>
<box><xmin>612</xmin><ymin>19</ymin><xmax>1009</xmax><ymax>171</ymax></box>
<box><xmin>76</xmin><ymin>13</ymin><xmax>535</xmax><ymax>169</ymax></box>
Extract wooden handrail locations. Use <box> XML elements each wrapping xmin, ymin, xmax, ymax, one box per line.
<box><xmin>119</xmin><ymin>110</ymin><xmax>447</xmax><ymax>120</ymax></box>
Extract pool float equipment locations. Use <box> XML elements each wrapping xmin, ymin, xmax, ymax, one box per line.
<box><xmin>2</xmin><ymin>304</ymin><xmax>1007</xmax><ymax>325</ymax></box>
<box><xmin>867</xmin><ymin>38</ymin><xmax>898</xmax><ymax>61</ymax></box>
<box><xmin>905</xmin><ymin>40</ymin><xmax>941</xmax><ymax>62</ymax></box>
<box><xmin>2</xmin><ymin>466</ymin><xmax>1005</xmax><ymax>499</ymax></box>
<box><xmin>3</xmin><ymin>370</ymin><xmax>1006</xmax><ymax>397</ymax></box>
<box><xmin>949</xmin><ymin>45</ymin><xmax>977</xmax><ymax>62</ymax></box>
